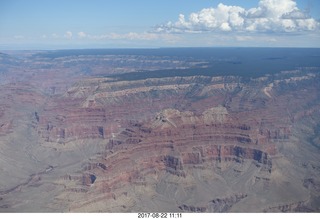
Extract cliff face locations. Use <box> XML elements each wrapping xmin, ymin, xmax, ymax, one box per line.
<box><xmin>0</xmin><ymin>51</ymin><xmax>320</xmax><ymax>212</ymax></box>
<box><xmin>61</xmin><ymin>105</ymin><xmax>275</xmax><ymax>211</ymax></box>
<box><xmin>35</xmin><ymin>73</ymin><xmax>310</xmax><ymax>145</ymax></box>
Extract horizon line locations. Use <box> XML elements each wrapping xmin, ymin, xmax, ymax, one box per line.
<box><xmin>1</xmin><ymin>46</ymin><xmax>320</xmax><ymax>52</ymax></box>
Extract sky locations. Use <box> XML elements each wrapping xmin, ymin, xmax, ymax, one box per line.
<box><xmin>0</xmin><ymin>0</ymin><xmax>319</xmax><ymax>49</ymax></box>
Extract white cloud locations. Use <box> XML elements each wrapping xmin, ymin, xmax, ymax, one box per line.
<box><xmin>255</xmin><ymin>0</ymin><xmax>297</xmax><ymax>17</ymax></box>
<box><xmin>78</xmin><ymin>31</ymin><xmax>87</xmax><ymax>38</ymax></box>
<box><xmin>220</xmin><ymin>22</ymin><xmax>232</xmax><ymax>31</ymax></box>
<box><xmin>155</xmin><ymin>0</ymin><xmax>319</xmax><ymax>33</ymax></box>
<box><xmin>64</xmin><ymin>31</ymin><xmax>73</xmax><ymax>39</ymax></box>
<box><xmin>282</xmin><ymin>10</ymin><xmax>309</xmax><ymax>19</ymax></box>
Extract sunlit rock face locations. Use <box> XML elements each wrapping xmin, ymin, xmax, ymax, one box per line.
<box><xmin>0</xmin><ymin>49</ymin><xmax>320</xmax><ymax>212</ymax></box>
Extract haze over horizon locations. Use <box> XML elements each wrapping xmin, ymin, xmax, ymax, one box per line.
<box><xmin>1</xmin><ymin>0</ymin><xmax>320</xmax><ymax>50</ymax></box>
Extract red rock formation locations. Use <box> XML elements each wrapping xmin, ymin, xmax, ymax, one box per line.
<box><xmin>1</xmin><ymin>52</ymin><xmax>319</xmax><ymax>212</ymax></box>
<box><xmin>47</xmin><ymin>71</ymin><xmax>320</xmax><ymax>212</ymax></box>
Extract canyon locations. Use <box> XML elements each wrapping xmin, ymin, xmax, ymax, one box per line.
<box><xmin>0</xmin><ymin>48</ymin><xmax>320</xmax><ymax>212</ymax></box>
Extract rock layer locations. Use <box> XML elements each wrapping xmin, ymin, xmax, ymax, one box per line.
<box><xmin>0</xmin><ymin>51</ymin><xmax>320</xmax><ymax>212</ymax></box>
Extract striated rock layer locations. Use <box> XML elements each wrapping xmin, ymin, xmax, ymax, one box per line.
<box><xmin>0</xmin><ymin>51</ymin><xmax>320</xmax><ymax>212</ymax></box>
<box><xmin>29</xmin><ymin>71</ymin><xmax>319</xmax><ymax>212</ymax></box>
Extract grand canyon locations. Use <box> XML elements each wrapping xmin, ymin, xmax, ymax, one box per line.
<box><xmin>0</xmin><ymin>48</ymin><xmax>319</xmax><ymax>212</ymax></box>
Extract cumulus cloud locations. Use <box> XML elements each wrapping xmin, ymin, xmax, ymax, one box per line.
<box><xmin>155</xmin><ymin>0</ymin><xmax>319</xmax><ymax>33</ymax></box>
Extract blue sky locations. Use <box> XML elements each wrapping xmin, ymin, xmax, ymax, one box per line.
<box><xmin>0</xmin><ymin>0</ymin><xmax>319</xmax><ymax>49</ymax></box>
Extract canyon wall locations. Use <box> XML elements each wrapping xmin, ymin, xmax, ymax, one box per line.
<box><xmin>0</xmin><ymin>51</ymin><xmax>320</xmax><ymax>212</ymax></box>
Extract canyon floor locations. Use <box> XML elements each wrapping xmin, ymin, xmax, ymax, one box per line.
<box><xmin>0</xmin><ymin>48</ymin><xmax>320</xmax><ymax>212</ymax></box>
